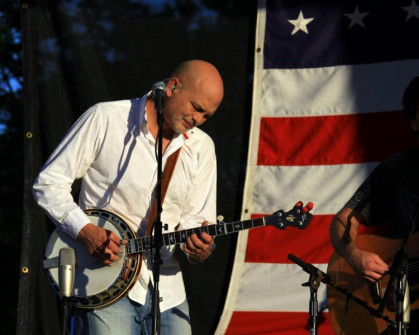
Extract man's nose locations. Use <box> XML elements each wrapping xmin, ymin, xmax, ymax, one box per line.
<box><xmin>191</xmin><ymin>113</ymin><xmax>204</xmax><ymax>126</ymax></box>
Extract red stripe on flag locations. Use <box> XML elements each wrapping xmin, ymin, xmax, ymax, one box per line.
<box><xmin>258</xmin><ymin>111</ymin><xmax>416</xmax><ymax>166</ymax></box>
<box><xmin>245</xmin><ymin>215</ymin><xmax>334</xmax><ymax>264</ymax></box>
<box><xmin>225</xmin><ymin>311</ymin><xmax>334</xmax><ymax>335</ymax></box>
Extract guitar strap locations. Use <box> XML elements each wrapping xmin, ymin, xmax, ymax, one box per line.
<box><xmin>146</xmin><ymin>147</ymin><xmax>182</xmax><ymax>236</ymax></box>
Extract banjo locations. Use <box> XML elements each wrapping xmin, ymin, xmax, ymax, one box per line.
<box><xmin>44</xmin><ymin>202</ymin><xmax>313</xmax><ymax>309</ymax></box>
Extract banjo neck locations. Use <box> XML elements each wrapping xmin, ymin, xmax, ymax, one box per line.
<box><xmin>126</xmin><ymin>218</ymin><xmax>266</xmax><ymax>254</ymax></box>
<box><xmin>126</xmin><ymin>203</ymin><xmax>313</xmax><ymax>255</ymax></box>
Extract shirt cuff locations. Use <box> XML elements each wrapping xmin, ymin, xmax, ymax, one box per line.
<box><xmin>61</xmin><ymin>207</ymin><xmax>92</xmax><ymax>239</ymax></box>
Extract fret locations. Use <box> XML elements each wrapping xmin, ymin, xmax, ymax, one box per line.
<box><xmin>232</xmin><ymin>221</ymin><xmax>243</xmax><ymax>232</ymax></box>
<box><xmin>207</xmin><ymin>225</ymin><xmax>217</xmax><ymax>236</ymax></box>
<box><xmin>173</xmin><ymin>231</ymin><xmax>181</xmax><ymax>243</ymax></box>
<box><xmin>242</xmin><ymin>219</ymin><xmax>254</xmax><ymax>230</ymax></box>
<box><xmin>251</xmin><ymin>217</ymin><xmax>265</xmax><ymax>228</ymax></box>
<box><xmin>225</xmin><ymin>222</ymin><xmax>235</xmax><ymax>234</ymax></box>
<box><xmin>215</xmin><ymin>223</ymin><xmax>226</xmax><ymax>236</ymax></box>
<box><xmin>162</xmin><ymin>228</ymin><xmax>200</xmax><ymax>246</ymax></box>
<box><xmin>167</xmin><ymin>232</ymin><xmax>176</xmax><ymax>245</ymax></box>
<box><xmin>174</xmin><ymin>232</ymin><xmax>180</xmax><ymax>244</ymax></box>
<box><xmin>163</xmin><ymin>233</ymin><xmax>170</xmax><ymax>246</ymax></box>
<box><xmin>179</xmin><ymin>230</ymin><xmax>188</xmax><ymax>243</ymax></box>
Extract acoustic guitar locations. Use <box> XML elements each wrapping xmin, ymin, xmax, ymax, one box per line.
<box><xmin>327</xmin><ymin>233</ymin><xmax>419</xmax><ymax>335</ymax></box>
<box><xmin>44</xmin><ymin>202</ymin><xmax>313</xmax><ymax>309</ymax></box>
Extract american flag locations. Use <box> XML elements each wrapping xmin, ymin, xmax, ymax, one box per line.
<box><xmin>216</xmin><ymin>0</ymin><xmax>419</xmax><ymax>334</ymax></box>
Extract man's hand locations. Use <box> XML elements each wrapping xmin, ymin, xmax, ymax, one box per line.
<box><xmin>77</xmin><ymin>223</ymin><xmax>126</xmax><ymax>265</ymax></box>
<box><xmin>349</xmin><ymin>249</ymin><xmax>389</xmax><ymax>282</ymax></box>
<box><xmin>330</xmin><ymin>207</ymin><xmax>389</xmax><ymax>282</ymax></box>
<box><xmin>183</xmin><ymin>220</ymin><xmax>214</xmax><ymax>262</ymax></box>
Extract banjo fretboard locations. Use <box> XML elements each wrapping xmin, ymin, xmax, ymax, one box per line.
<box><xmin>126</xmin><ymin>217</ymin><xmax>267</xmax><ymax>255</ymax></box>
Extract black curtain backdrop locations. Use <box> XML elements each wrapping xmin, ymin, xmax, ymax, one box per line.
<box><xmin>18</xmin><ymin>1</ymin><xmax>255</xmax><ymax>334</ymax></box>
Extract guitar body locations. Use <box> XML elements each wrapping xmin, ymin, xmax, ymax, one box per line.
<box><xmin>327</xmin><ymin>233</ymin><xmax>419</xmax><ymax>335</ymax></box>
<box><xmin>44</xmin><ymin>209</ymin><xmax>141</xmax><ymax>309</ymax></box>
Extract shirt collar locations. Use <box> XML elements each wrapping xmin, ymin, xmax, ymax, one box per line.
<box><xmin>139</xmin><ymin>93</ymin><xmax>187</xmax><ymax>149</ymax></box>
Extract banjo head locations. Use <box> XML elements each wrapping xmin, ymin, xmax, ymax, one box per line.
<box><xmin>44</xmin><ymin>209</ymin><xmax>141</xmax><ymax>308</ymax></box>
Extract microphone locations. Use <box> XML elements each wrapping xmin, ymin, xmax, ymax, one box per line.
<box><xmin>288</xmin><ymin>253</ymin><xmax>330</xmax><ymax>283</ymax></box>
<box><xmin>58</xmin><ymin>248</ymin><xmax>75</xmax><ymax>299</ymax></box>
<box><xmin>151</xmin><ymin>81</ymin><xmax>166</xmax><ymax>113</ymax></box>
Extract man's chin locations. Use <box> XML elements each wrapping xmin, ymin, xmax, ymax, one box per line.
<box><xmin>173</xmin><ymin>127</ymin><xmax>187</xmax><ymax>135</ymax></box>
<box><xmin>174</xmin><ymin>124</ymin><xmax>193</xmax><ymax>134</ymax></box>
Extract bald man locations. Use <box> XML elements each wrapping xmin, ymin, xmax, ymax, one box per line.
<box><xmin>33</xmin><ymin>60</ymin><xmax>224</xmax><ymax>334</ymax></box>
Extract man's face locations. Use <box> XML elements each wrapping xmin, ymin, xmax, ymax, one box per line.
<box><xmin>163</xmin><ymin>81</ymin><xmax>219</xmax><ymax>134</ymax></box>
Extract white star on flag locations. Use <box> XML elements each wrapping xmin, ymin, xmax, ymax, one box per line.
<box><xmin>288</xmin><ymin>11</ymin><xmax>314</xmax><ymax>35</ymax></box>
<box><xmin>344</xmin><ymin>6</ymin><xmax>369</xmax><ymax>28</ymax></box>
<box><xmin>402</xmin><ymin>0</ymin><xmax>419</xmax><ymax>20</ymax></box>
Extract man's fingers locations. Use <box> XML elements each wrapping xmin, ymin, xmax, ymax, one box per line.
<box><xmin>189</xmin><ymin>231</ymin><xmax>213</xmax><ymax>247</ymax></box>
<box><xmin>185</xmin><ymin>236</ymin><xmax>198</xmax><ymax>252</ymax></box>
<box><xmin>108</xmin><ymin>231</ymin><xmax>124</xmax><ymax>245</ymax></box>
<box><xmin>107</xmin><ymin>239</ymin><xmax>122</xmax><ymax>254</ymax></box>
<box><xmin>199</xmin><ymin>232</ymin><xmax>213</xmax><ymax>244</ymax></box>
<box><xmin>97</xmin><ymin>240</ymin><xmax>122</xmax><ymax>264</ymax></box>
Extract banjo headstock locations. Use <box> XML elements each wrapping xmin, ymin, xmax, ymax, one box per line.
<box><xmin>265</xmin><ymin>201</ymin><xmax>314</xmax><ymax>230</ymax></box>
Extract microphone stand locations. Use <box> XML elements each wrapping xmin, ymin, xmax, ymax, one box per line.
<box><xmin>289</xmin><ymin>254</ymin><xmax>323</xmax><ymax>335</ymax></box>
<box><xmin>394</xmin><ymin>257</ymin><xmax>410</xmax><ymax>335</ymax></box>
<box><xmin>288</xmin><ymin>254</ymin><xmax>396</xmax><ymax>333</ymax></box>
<box><xmin>302</xmin><ymin>267</ymin><xmax>322</xmax><ymax>335</ymax></box>
<box><xmin>377</xmin><ymin>246</ymin><xmax>409</xmax><ymax>335</ymax></box>
<box><xmin>61</xmin><ymin>297</ymin><xmax>72</xmax><ymax>335</ymax></box>
<box><xmin>377</xmin><ymin>218</ymin><xmax>414</xmax><ymax>335</ymax></box>
<box><xmin>151</xmin><ymin>88</ymin><xmax>165</xmax><ymax>335</ymax></box>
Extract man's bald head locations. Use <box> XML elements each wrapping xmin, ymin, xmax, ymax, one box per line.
<box><xmin>171</xmin><ymin>60</ymin><xmax>224</xmax><ymax>108</ymax></box>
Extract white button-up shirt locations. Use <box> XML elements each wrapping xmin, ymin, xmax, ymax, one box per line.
<box><xmin>33</xmin><ymin>94</ymin><xmax>217</xmax><ymax>311</ymax></box>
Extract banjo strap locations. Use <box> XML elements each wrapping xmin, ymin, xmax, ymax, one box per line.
<box><xmin>146</xmin><ymin>147</ymin><xmax>182</xmax><ymax>236</ymax></box>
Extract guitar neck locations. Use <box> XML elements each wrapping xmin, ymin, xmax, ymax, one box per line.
<box><xmin>126</xmin><ymin>217</ymin><xmax>266</xmax><ymax>255</ymax></box>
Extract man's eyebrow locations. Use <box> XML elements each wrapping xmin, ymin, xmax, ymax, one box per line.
<box><xmin>191</xmin><ymin>101</ymin><xmax>206</xmax><ymax>112</ymax></box>
<box><xmin>191</xmin><ymin>101</ymin><xmax>214</xmax><ymax>119</ymax></box>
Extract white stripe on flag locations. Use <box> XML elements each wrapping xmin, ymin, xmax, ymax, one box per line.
<box><xmin>252</xmin><ymin>163</ymin><xmax>378</xmax><ymax>215</ymax></box>
<box><xmin>235</xmin><ymin>263</ymin><xmax>329</xmax><ymax>312</ymax></box>
<box><xmin>262</xmin><ymin>59</ymin><xmax>419</xmax><ymax>117</ymax></box>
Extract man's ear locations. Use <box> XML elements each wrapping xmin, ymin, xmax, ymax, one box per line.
<box><xmin>166</xmin><ymin>78</ymin><xmax>180</xmax><ymax>97</ymax></box>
